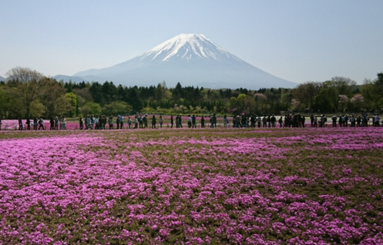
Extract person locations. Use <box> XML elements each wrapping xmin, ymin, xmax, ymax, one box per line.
<box><xmin>262</xmin><ymin>116</ymin><xmax>267</xmax><ymax>127</ymax></box>
<box><xmin>61</xmin><ymin>117</ymin><xmax>66</xmax><ymax>130</ymax></box>
<box><xmin>151</xmin><ymin>114</ymin><xmax>157</xmax><ymax>128</ymax></box>
<box><xmin>86</xmin><ymin>115</ymin><xmax>91</xmax><ymax>129</ymax></box>
<box><xmin>250</xmin><ymin>115</ymin><xmax>255</xmax><ymax>128</ymax></box>
<box><xmin>0</xmin><ymin>117</ymin><xmax>2</xmax><ymax>130</ymax></box>
<box><xmin>332</xmin><ymin>115</ymin><xmax>337</xmax><ymax>127</ymax></box>
<box><xmin>38</xmin><ymin>118</ymin><xmax>45</xmax><ymax>130</ymax></box>
<box><xmin>59</xmin><ymin>116</ymin><xmax>63</xmax><ymax>129</ymax></box>
<box><xmin>94</xmin><ymin>116</ymin><xmax>99</xmax><ymax>129</ymax></box>
<box><xmin>79</xmin><ymin>117</ymin><xmax>84</xmax><ymax>130</ymax></box>
<box><xmin>134</xmin><ymin>115</ymin><xmax>138</xmax><ymax>129</ymax></box>
<box><xmin>310</xmin><ymin>114</ymin><xmax>314</xmax><ymax>127</ymax></box>
<box><xmin>350</xmin><ymin>114</ymin><xmax>356</xmax><ymax>127</ymax></box>
<box><xmin>18</xmin><ymin>118</ymin><xmax>23</xmax><ymax>130</ymax></box>
<box><xmin>235</xmin><ymin>115</ymin><xmax>241</xmax><ymax>127</ymax></box>
<box><xmin>127</xmin><ymin>117</ymin><xmax>131</xmax><ymax>129</ymax></box>
<box><xmin>159</xmin><ymin>115</ymin><xmax>163</xmax><ymax>128</ymax></box>
<box><xmin>344</xmin><ymin>115</ymin><xmax>348</xmax><ymax>127</ymax></box>
<box><xmin>108</xmin><ymin>116</ymin><xmax>113</xmax><ymax>129</ymax></box>
<box><xmin>170</xmin><ymin>115</ymin><xmax>174</xmax><ymax>128</ymax></box>
<box><xmin>271</xmin><ymin>115</ymin><xmax>276</xmax><ymax>127</ymax></box>
<box><xmin>100</xmin><ymin>115</ymin><xmax>106</xmax><ymax>129</ymax></box>
<box><xmin>26</xmin><ymin>118</ymin><xmax>31</xmax><ymax>130</ymax></box>
<box><xmin>192</xmin><ymin>114</ymin><xmax>196</xmax><ymax>128</ymax></box>
<box><xmin>278</xmin><ymin>116</ymin><xmax>283</xmax><ymax>127</ymax></box>
<box><xmin>356</xmin><ymin>115</ymin><xmax>361</xmax><ymax>127</ymax></box>
<box><xmin>201</xmin><ymin>115</ymin><xmax>205</xmax><ymax>128</ymax></box>
<box><xmin>143</xmin><ymin>114</ymin><xmax>148</xmax><ymax>128</ymax></box>
<box><xmin>188</xmin><ymin>115</ymin><xmax>192</xmax><ymax>128</ymax></box>
<box><xmin>91</xmin><ymin>115</ymin><xmax>95</xmax><ymax>129</ymax></box>
<box><xmin>338</xmin><ymin>115</ymin><xmax>343</xmax><ymax>128</ymax></box>
<box><xmin>321</xmin><ymin>114</ymin><xmax>326</xmax><ymax>127</ymax></box>
<box><xmin>224</xmin><ymin>115</ymin><xmax>228</xmax><ymax>128</ymax></box>
<box><xmin>139</xmin><ymin>115</ymin><xmax>144</xmax><ymax>128</ymax></box>
<box><xmin>33</xmin><ymin>117</ymin><xmax>38</xmax><ymax>130</ymax></box>
<box><xmin>50</xmin><ymin>117</ymin><xmax>55</xmax><ymax>130</ymax></box>
<box><xmin>178</xmin><ymin>115</ymin><xmax>182</xmax><ymax>128</ymax></box>
<box><xmin>54</xmin><ymin>116</ymin><xmax>59</xmax><ymax>130</ymax></box>
<box><xmin>374</xmin><ymin>114</ymin><xmax>380</xmax><ymax>127</ymax></box>
<box><xmin>119</xmin><ymin>115</ymin><xmax>124</xmax><ymax>129</ymax></box>
<box><xmin>116</xmin><ymin>115</ymin><xmax>120</xmax><ymax>129</ymax></box>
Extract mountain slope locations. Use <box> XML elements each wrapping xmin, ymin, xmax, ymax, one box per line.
<box><xmin>53</xmin><ymin>75</ymin><xmax>86</xmax><ymax>83</ymax></box>
<box><xmin>75</xmin><ymin>34</ymin><xmax>296</xmax><ymax>89</ymax></box>
<box><xmin>0</xmin><ymin>75</ymin><xmax>5</xmax><ymax>82</ymax></box>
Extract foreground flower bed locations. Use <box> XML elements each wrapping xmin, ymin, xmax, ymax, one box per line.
<box><xmin>0</xmin><ymin>127</ymin><xmax>383</xmax><ymax>244</ymax></box>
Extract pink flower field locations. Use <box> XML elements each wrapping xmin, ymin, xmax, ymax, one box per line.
<box><xmin>0</xmin><ymin>127</ymin><xmax>383</xmax><ymax>244</ymax></box>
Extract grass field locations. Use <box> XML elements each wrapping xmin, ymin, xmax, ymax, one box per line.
<box><xmin>0</xmin><ymin>127</ymin><xmax>383</xmax><ymax>244</ymax></box>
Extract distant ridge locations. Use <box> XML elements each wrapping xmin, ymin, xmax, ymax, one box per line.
<box><xmin>73</xmin><ymin>34</ymin><xmax>296</xmax><ymax>89</ymax></box>
<box><xmin>53</xmin><ymin>75</ymin><xmax>86</xmax><ymax>83</ymax></box>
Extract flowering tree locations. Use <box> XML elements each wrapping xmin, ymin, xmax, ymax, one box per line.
<box><xmin>338</xmin><ymin>94</ymin><xmax>349</xmax><ymax>112</ymax></box>
<box><xmin>350</xmin><ymin>94</ymin><xmax>364</xmax><ymax>111</ymax></box>
<box><xmin>290</xmin><ymin>99</ymin><xmax>301</xmax><ymax>112</ymax></box>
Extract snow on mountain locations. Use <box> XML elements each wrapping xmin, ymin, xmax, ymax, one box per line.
<box><xmin>0</xmin><ymin>75</ymin><xmax>5</xmax><ymax>82</ymax></box>
<box><xmin>74</xmin><ymin>34</ymin><xmax>296</xmax><ymax>89</ymax></box>
<box><xmin>141</xmin><ymin>34</ymin><xmax>240</xmax><ymax>62</ymax></box>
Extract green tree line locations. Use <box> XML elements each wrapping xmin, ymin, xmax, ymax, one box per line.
<box><xmin>1</xmin><ymin>67</ymin><xmax>382</xmax><ymax>119</ymax></box>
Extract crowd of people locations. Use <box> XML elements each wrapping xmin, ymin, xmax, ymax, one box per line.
<box><xmin>76</xmin><ymin>113</ymin><xmax>382</xmax><ymax>130</ymax></box>
<box><xmin>1</xmin><ymin>113</ymin><xmax>381</xmax><ymax>131</ymax></box>
<box><xmin>13</xmin><ymin>117</ymin><xmax>68</xmax><ymax>131</ymax></box>
<box><xmin>79</xmin><ymin>114</ymin><xmax>166</xmax><ymax>130</ymax></box>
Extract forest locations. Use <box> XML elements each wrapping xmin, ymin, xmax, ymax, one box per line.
<box><xmin>0</xmin><ymin>67</ymin><xmax>382</xmax><ymax>119</ymax></box>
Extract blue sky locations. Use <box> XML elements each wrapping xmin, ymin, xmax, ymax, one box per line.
<box><xmin>1</xmin><ymin>0</ymin><xmax>382</xmax><ymax>84</ymax></box>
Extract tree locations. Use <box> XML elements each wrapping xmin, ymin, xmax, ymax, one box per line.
<box><xmin>65</xmin><ymin>92</ymin><xmax>77</xmax><ymax>117</ymax></box>
<box><xmin>313</xmin><ymin>85</ymin><xmax>339</xmax><ymax>113</ymax></box>
<box><xmin>0</xmin><ymin>86</ymin><xmax>12</xmax><ymax>117</ymax></box>
<box><xmin>155</xmin><ymin>81</ymin><xmax>171</xmax><ymax>101</ymax></box>
<box><xmin>29</xmin><ymin>99</ymin><xmax>46</xmax><ymax>117</ymax></box>
<box><xmin>103</xmin><ymin>101</ymin><xmax>132</xmax><ymax>116</ymax></box>
<box><xmin>172</xmin><ymin>82</ymin><xmax>184</xmax><ymax>100</ymax></box>
<box><xmin>329</xmin><ymin>76</ymin><xmax>357</xmax><ymax>96</ymax></box>
<box><xmin>254</xmin><ymin>93</ymin><xmax>267</xmax><ymax>114</ymax></box>
<box><xmin>338</xmin><ymin>94</ymin><xmax>349</xmax><ymax>112</ymax></box>
<box><xmin>350</xmin><ymin>94</ymin><xmax>364</xmax><ymax>112</ymax></box>
<box><xmin>80</xmin><ymin>102</ymin><xmax>102</xmax><ymax>116</ymax></box>
<box><xmin>292</xmin><ymin>82</ymin><xmax>322</xmax><ymax>109</ymax></box>
<box><xmin>38</xmin><ymin>77</ymin><xmax>69</xmax><ymax>118</ymax></box>
<box><xmin>290</xmin><ymin>99</ymin><xmax>300</xmax><ymax>112</ymax></box>
<box><xmin>89</xmin><ymin>82</ymin><xmax>104</xmax><ymax>105</ymax></box>
<box><xmin>5</xmin><ymin>67</ymin><xmax>44</xmax><ymax>118</ymax></box>
<box><xmin>127</xmin><ymin>88</ymin><xmax>143</xmax><ymax>112</ymax></box>
<box><xmin>362</xmin><ymin>73</ymin><xmax>383</xmax><ymax>111</ymax></box>
<box><xmin>229</xmin><ymin>97</ymin><xmax>237</xmax><ymax>110</ymax></box>
<box><xmin>237</xmin><ymin>93</ymin><xmax>247</xmax><ymax>112</ymax></box>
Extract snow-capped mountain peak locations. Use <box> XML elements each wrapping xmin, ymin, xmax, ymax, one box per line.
<box><xmin>140</xmin><ymin>33</ymin><xmax>237</xmax><ymax>62</ymax></box>
<box><xmin>73</xmin><ymin>33</ymin><xmax>296</xmax><ymax>89</ymax></box>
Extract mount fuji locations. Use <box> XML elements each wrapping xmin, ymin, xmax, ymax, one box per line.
<box><xmin>73</xmin><ymin>34</ymin><xmax>296</xmax><ymax>89</ymax></box>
